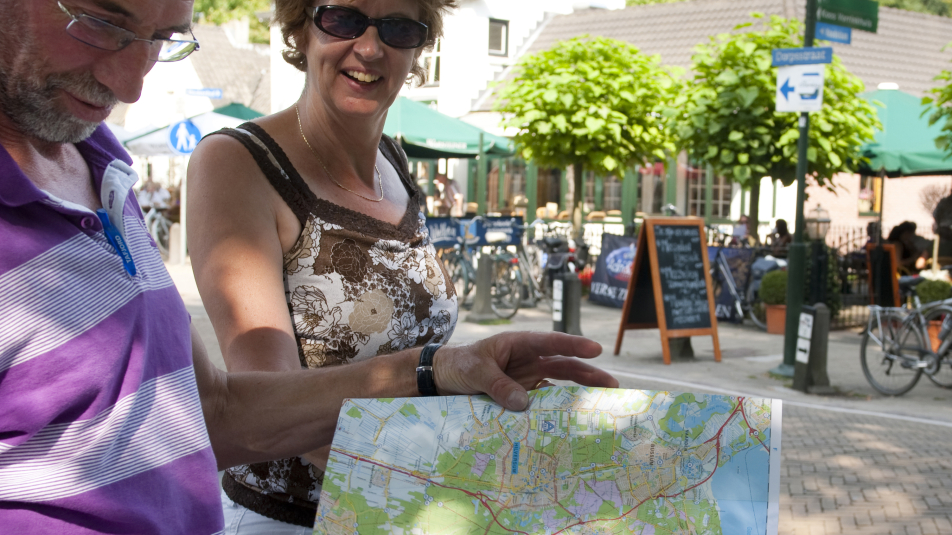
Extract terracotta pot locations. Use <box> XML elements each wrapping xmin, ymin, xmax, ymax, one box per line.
<box><xmin>765</xmin><ymin>304</ymin><xmax>786</xmax><ymax>335</ymax></box>
<box><xmin>928</xmin><ymin>320</ymin><xmax>942</xmax><ymax>353</ymax></box>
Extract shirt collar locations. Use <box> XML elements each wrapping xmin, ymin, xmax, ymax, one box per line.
<box><xmin>0</xmin><ymin>124</ymin><xmax>132</xmax><ymax>208</ymax></box>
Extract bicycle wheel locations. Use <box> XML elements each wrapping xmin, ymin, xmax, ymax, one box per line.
<box><xmin>490</xmin><ymin>258</ymin><xmax>522</xmax><ymax>319</ymax></box>
<box><xmin>150</xmin><ymin>217</ymin><xmax>170</xmax><ymax>258</ymax></box>
<box><xmin>444</xmin><ymin>253</ymin><xmax>471</xmax><ymax>308</ymax></box>
<box><xmin>860</xmin><ymin>313</ymin><xmax>924</xmax><ymax>396</ymax></box>
<box><xmin>746</xmin><ymin>284</ymin><xmax>767</xmax><ymax>331</ymax></box>
<box><xmin>922</xmin><ymin>306</ymin><xmax>952</xmax><ymax>389</ymax></box>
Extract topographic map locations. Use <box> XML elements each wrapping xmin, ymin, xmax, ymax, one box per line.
<box><xmin>314</xmin><ymin>387</ymin><xmax>782</xmax><ymax>534</ymax></box>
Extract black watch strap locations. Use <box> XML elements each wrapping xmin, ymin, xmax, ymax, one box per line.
<box><xmin>417</xmin><ymin>343</ymin><xmax>441</xmax><ymax>397</ymax></box>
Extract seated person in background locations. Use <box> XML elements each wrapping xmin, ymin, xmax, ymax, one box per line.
<box><xmin>731</xmin><ymin>215</ymin><xmax>750</xmax><ymax>247</ymax></box>
<box><xmin>768</xmin><ymin>219</ymin><xmax>792</xmax><ymax>255</ymax></box>
<box><xmin>136</xmin><ymin>178</ymin><xmax>170</xmax><ymax>210</ymax></box>
<box><xmin>886</xmin><ymin>221</ymin><xmax>928</xmax><ymax>273</ymax></box>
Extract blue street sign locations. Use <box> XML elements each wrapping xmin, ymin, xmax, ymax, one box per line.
<box><xmin>816</xmin><ymin>22</ymin><xmax>851</xmax><ymax>44</ymax></box>
<box><xmin>185</xmin><ymin>88</ymin><xmax>223</xmax><ymax>99</ymax></box>
<box><xmin>780</xmin><ymin>78</ymin><xmax>795</xmax><ymax>100</ymax></box>
<box><xmin>167</xmin><ymin>119</ymin><xmax>202</xmax><ymax>156</ymax></box>
<box><xmin>771</xmin><ymin>47</ymin><xmax>833</xmax><ymax>67</ymax></box>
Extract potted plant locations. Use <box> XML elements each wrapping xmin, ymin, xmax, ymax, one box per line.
<box><xmin>917</xmin><ymin>279</ymin><xmax>951</xmax><ymax>351</ymax></box>
<box><xmin>760</xmin><ymin>270</ymin><xmax>788</xmax><ymax>335</ymax></box>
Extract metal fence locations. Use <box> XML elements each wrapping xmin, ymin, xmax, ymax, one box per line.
<box><xmin>826</xmin><ymin>225</ymin><xmax>871</xmax><ymax>330</ymax></box>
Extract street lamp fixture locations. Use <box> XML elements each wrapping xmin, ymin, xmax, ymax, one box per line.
<box><xmin>805</xmin><ymin>204</ymin><xmax>831</xmax><ymax>241</ymax></box>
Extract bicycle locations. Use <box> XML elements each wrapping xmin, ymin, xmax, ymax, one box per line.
<box><xmin>143</xmin><ymin>206</ymin><xmax>172</xmax><ymax>258</ymax></box>
<box><xmin>861</xmin><ymin>277</ymin><xmax>952</xmax><ymax>395</ymax></box>
<box><xmin>439</xmin><ymin>216</ymin><xmax>522</xmax><ymax>319</ymax></box>
<box><xmin>515</xmin><ymin>219</ymin><xmax>578</xmax><ymax>312</ymax></box>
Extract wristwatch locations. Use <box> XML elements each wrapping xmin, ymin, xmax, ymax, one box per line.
<box><xmin>417</xmin><ymin>343</ymin><xmax>441</xmax><ymax>397</ymax></box>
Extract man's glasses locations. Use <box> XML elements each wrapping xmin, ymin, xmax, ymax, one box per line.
<box><xmin>306</xmin><ymin>5</ymin><xmax>428</xmax><ymax>50</ymax></box>
<box><xmin>58</xmin><ymin>2</ymin><xmax>199</xmax><ymax>62</ymax></box>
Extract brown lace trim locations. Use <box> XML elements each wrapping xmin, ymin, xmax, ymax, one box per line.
<box><xmin>206</xmin><ymin>127</ymin><xmax>312</xmax><ymax>227</ymax></box>
<box><xmin>236</xmin><ymin>122</ymin><xmax>423</xmax><ymax>243</ymax></box>
<box><xmin>222</xmin><ymin>472</ymin><xmax>317</xmax><ymax>528</ymax></box>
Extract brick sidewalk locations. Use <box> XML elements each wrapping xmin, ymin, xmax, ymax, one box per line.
<box><xmin>779</xmin><ymin>406</ymin><xmax>952</xmax><ymax>535</ymax></box>
<box><xmin>166</xmin><ymin>261</ymin><xmax>952</xmax><ymax>534</ymax></box>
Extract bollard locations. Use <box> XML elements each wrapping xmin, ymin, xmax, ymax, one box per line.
<box><xmin>465</xmin><ymin>254</ymin><xmax>497</xmax><ymax>323</ymax></box>
<box><xmin>552</xmin><ymin>272</ymin><xmax>583</xmax><ymax>336</ymax></box>
<box><xmin>793</xmin><ymin>303</ymin><xmax>834</xmax><ymax>393</ymax></box>
<box><xmin>168</xmin><ymin>223</ymin><xmax>182</xmax><ymax>264</ymax></box>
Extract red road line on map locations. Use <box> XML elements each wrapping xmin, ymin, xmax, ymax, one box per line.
<box><xmin>739</xmin><ymin>402</ymin><xmax>770</xmax><ymax>453</ymax></box>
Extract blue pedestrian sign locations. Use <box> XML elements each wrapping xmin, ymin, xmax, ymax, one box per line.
<box><xmin>771</xmin><ymin>47</ymin><xmax>833</xmax><ymax>67</ymax></box>
<box><xmin>167</xmin><ymin>119</ymin><xmax>201</xmax><ymax>156</ymax></box>
<box><xmin>816</xmin><ymin>22</ymin><xmax>851</xmax><ymax>44</ymax></box>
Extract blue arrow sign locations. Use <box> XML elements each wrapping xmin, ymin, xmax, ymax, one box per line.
<box><xmin>185</xmin><ymin>88</ymin><xmax>223</xmax><ymax>99</ymax></box>
<box><xmin>780</xmin><ymin>79</ymin><xmax>795</xmax><ymax>101</ymax></box>
<box><xmin>815</xmin><ymin>22</ymin><xmax>851</xmax><ymax>44</ymax></box>
<box><xmin>772</xmin><ymin>47</ymin><xmax>833</xmax><ymax>67</ymax></box>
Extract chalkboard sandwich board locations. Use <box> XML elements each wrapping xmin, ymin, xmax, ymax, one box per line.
<box><xmin>614</xmin><ymin>217</ymin><xmax>722</xmax><ymax>364</ymax></box>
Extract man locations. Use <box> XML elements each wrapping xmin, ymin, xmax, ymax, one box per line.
<box><xmin>136</xmin><ymin>178</ymin><xmax>171</xmax><ymax>210</ymax></box>
<box><xmin>0</xmin><ymin>1</ymin><xmax>618</xmax><ymax>533</ymax></box>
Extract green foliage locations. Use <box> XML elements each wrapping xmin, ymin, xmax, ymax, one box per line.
<box><xmin>193</xmin><ymin>0</ymin><xmax>271</xmax><ymax>44</ymax></box>
<box><xmin>760</xmin><ymin>270</ymin><xmax>788</xmax><ymax>305</ymax></box>
<box><xmin>916</xmin><ymin>279</ymin><xmax>952</xmax><ymax>303</ymax></box>
<box><xmin>671</xmin><ymin>14</ymin><xmax>880</xmax><ymax>189</ymax></box>
<box><xmin>879</xmin><ymin>0</ymin><xmax>952</xmax><ymax>16</ymax></box>
<box><xmin>924</xmin><ymin>58</ymin><xmax>952</xmax><ymax>155</ymax></box>
<box><xmin>495</xmin><ymin>35</ymin><xmax>678</xmax><ymax>186</ymax></box>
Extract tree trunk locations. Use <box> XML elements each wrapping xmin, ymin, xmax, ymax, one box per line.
<box><xmin>572</xmin><ymin>162</ymin><xmax>584</xmax><ymax>240</ymax></box>
<box><xmin>748</xmin><ymin>178</ymin><xmax>762</xmax><ymax>244</ymax></box>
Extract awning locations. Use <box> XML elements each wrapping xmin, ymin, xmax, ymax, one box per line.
<box><xmin>119</xmin><ymin>103</ymin><xmax>264</xmax><ymax>157</ymax></box>
<box><xmin>383</xmin><ymin>97</ymin><xmax>514</xmax><ymax>159</ymax></box>
<box><xmin>860</xmin><ymin>89</ymin><xmax>952</xmax><ymax>177</ymax></box>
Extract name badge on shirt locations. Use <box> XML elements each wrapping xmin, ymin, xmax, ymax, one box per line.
<box><xmin>96</xmin><ymin>209</ymin><xmax>137</xmax><ymax>277</ymax></box>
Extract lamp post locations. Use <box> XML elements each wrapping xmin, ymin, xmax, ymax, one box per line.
<box><xmin>805</xmin><ymin>204</ymin><xmax>831</xmax><ymax>307</ymax></box>
<box><xmin>774</xmin><ymin>0</ymin><xmax>817</xmax><ymax>378</ymax></box>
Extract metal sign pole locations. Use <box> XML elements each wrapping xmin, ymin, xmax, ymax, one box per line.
<box><xmin>776</xmin><ymin>0</ymin><xmax>818</xmax><ymax>377</ymax></box>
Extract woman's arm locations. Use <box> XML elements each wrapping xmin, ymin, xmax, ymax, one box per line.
<box><xmin>187</xmin><ymin>133</ymin><xmax>304</xmax><ymax>374</ymax></box>
<box><xmin>190</xmin><ymin>323</ymin><xmax>617</xmax><ymax>471</ymax></box>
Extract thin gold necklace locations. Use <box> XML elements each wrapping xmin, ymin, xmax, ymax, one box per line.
<box><xmin>295</xmin><ymin>104</ymin><xmax>384</xmax><ymax>203</ymax></box>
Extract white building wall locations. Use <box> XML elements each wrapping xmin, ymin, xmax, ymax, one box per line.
<box><xmin>270</xmin><ymin>24</ymin><xmax>306</xmax><ymax>113</ymax></box>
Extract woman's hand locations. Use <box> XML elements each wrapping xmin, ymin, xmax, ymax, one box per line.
<box><xmin>432</xmin><ymin>332</ymin><xmax>619</xmax><ymax>411</ymax></box>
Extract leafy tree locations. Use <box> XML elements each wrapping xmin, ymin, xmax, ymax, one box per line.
<box><xmin>495</xmin><ymin>36</ymin><xmax>678</xmax><ymax>231</ymax></box>
<box><xmin>924</xmin><ymin>58</ymin><xmax>952</xmax><ymax>155</ymax></box>
<box><xmin>879</xmin><ymin>0</ymin><xmax>952</xmax><ymax>17</ymax></box>
<box><xmin>627</xmin><ymin>0</ymin><xmax>952</xmax><ymax>15</ymax></box>
<box><xmin>193</xmin><ymin>0</ymin><xmax>271</xmax><ymax>43</ymax></box>
<box><xmin>672</xmin><ymin>14</ymin><xmax>879</xmax><ymax>236</ymax></box>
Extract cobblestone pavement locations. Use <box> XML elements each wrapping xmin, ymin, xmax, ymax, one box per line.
<box><xmin>167</xmin><ymin>262</ymin><xmax>952</xmax><ymax>534</ymax></box>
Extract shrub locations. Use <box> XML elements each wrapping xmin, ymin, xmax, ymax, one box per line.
<box><xmin>760</xmin><ymin>270</ymin><xmax>788</xmax><ymax>305</ymax></box>
<box><xmin>916</xmin><ymin>279</ymin><xmax>951</xmax><ymax>304</ymax></box>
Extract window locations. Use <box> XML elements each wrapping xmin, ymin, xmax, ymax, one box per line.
<box><xmin>685</xmin><ymin>164</ymin><xmax>731</xmax><ymax>220</ymax></box>
<box><xmin>604</xmin><ymin>175</ymin><xmax>622</xmax><ymax>211</ymax></box>
<box><xmin>858</xmin><ymin>174</ymin><xmax>882</xmax><ymax>215</ymax></box>
<box><xmin>488</xmin><ymin>19</ymin><xmax>508</xmax><ymax>56</ymax></box>
<box><xmin>421</xmin><ymin>39</ymin><xmax>441</xmax><ymax>85</ymax></box>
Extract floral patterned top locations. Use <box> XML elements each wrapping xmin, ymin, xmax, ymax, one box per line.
<box><xmin>212</xmin><ymin>123</ymin><xmax>458</xmax><ymax>526</ymax></box>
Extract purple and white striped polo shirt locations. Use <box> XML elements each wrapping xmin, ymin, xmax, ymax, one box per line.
<box><xmin>0</xmin><ymin>125</ymin><xmax>224</xmax><ymax>534</ymax></box>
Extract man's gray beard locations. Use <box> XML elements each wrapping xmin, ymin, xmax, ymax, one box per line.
<box><xmin>0</xmin><ymin>68</ymin><xmax>118</xmax><ymax>144</ymax></box>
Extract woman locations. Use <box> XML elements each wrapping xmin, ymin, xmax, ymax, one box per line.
<box><xmin>187</xmin><ymin>0</ymin><xmax>462</xmax><ymax>531</ymax></box>
<box><xmin>887</xmin><ymin>221</ymin><xmax>926</xmax><ymax>273</ymax></box>
<box><xmin>769</xmin><ymin>219</ymin><xmax>792</xmax><ymax>256</ymax></box>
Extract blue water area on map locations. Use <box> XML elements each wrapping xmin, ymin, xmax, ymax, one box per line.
<box><xmin>666</xmin><ymin>397</ymin><xmax>733</xmax><ymax>433</ymax></box>
<box><xmin>711</xmin><ymin>444</ymin><xmax>770</xmax><ymax>534</ymax></box>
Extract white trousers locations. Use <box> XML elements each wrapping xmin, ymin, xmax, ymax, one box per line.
<box><xmin>221</xmin><ymin>489</ymin><xmax>314</xmax><ymax>535</ymax></box>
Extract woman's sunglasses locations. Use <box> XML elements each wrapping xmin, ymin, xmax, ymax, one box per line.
<box><xmin>306</xmin><ymin>5</ymin><xmax>428</xmax><ymax>49</ymax></box>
